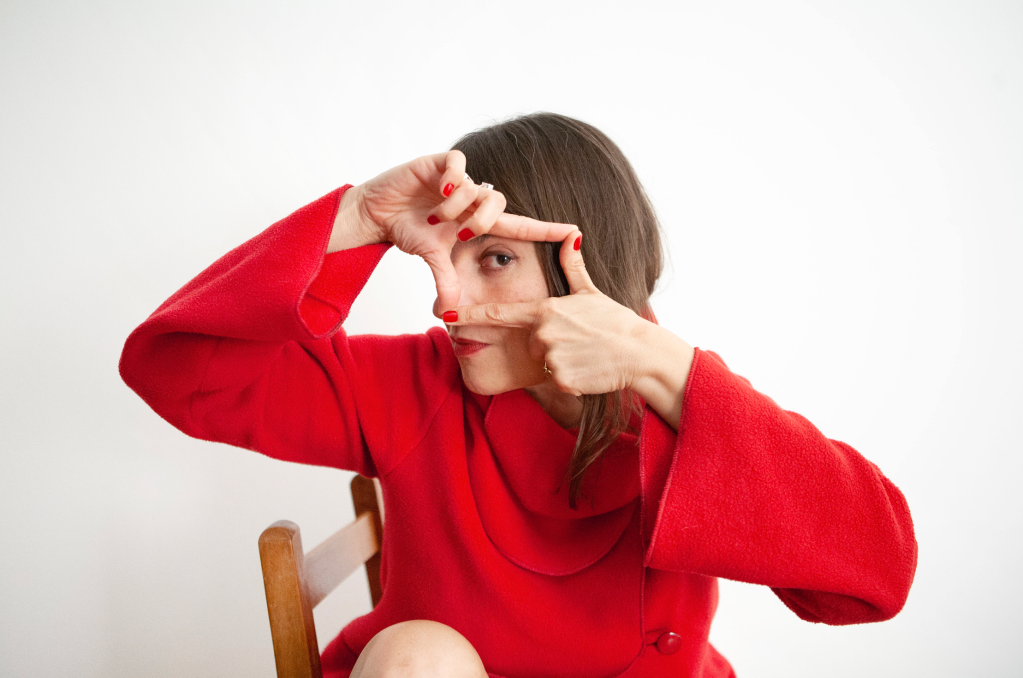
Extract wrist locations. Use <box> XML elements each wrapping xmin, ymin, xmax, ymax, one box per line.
<box><xmin>628</xmin><ymin>320</ymin><xmax>694</xmax><ymax>431</ymax></box>
<box><xmin>327</xmin><ymin>184</ymin><xmax>386</xmax><ymax>253</ymax></box>
<box><xmin>626</xmin><ymin>319</ymin><xmax>666</xmax><ymax>386</ymax></box>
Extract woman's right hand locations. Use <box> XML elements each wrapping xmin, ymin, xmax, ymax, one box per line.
<box><xmin>328</xmin><ymin>150</ymin><xmax>576</xmax><ymax>317</ymax></box>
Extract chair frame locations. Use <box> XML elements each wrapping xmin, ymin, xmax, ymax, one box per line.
<box><xmin>258</xmin><ymin>475</ymin><xmax>385</xmax><ymax>678</ymax></box>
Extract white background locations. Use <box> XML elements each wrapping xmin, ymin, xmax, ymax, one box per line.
<box><xmin>1</xmin><ymin>1</ymin><xmax>1020</xmax><ymax>676</ymax></box>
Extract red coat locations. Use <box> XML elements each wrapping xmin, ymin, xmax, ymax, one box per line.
<box><xmin>119</xmin><ymin>187</ymin><xmax>917</xmax><ymax>678</ymax></box>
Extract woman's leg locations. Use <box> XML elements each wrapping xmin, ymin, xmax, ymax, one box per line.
<box><xmin>349</xmin><ymin>620</ymin><xmax>489</xmax><ymax>678</ymax></box>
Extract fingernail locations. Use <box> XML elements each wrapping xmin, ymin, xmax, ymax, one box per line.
<box><xmin>443</xmin><ymin>183</ymin><xmax>454</xmax><ymax>197</ymax></box>
<box><xmin>574</xmin><ymin>234</ymin><xmax>582</xmax><ymax>251</ymax></box>
<box><xmin>442</xmin><ymin>311</ymin><xmax>458</xmax><ymax>322</ymax></box>
<box><xmin>427</xmin><ymin>215</ymin><xmax>440</xmax><ymax>225</ymax></box>
<box><xmin>458</xmin><ymin>228</ymin><xmax>474</xmax><ymax>241</ymax></box>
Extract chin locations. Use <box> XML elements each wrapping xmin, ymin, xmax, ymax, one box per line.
<box><xmin>459</xmin><ymin>361</ymin><xmax>543</xmax><ymax>396</ymax></box>
<box><xmin>459</xmin><ymin>369</ymin><xmax>520</xmax><ymax>396</ymax></box>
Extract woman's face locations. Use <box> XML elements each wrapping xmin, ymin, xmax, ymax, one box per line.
<box><xmin>446</xmin><ymin>235</ymin><xmax>549</xmax><ymax>395</ymax></box>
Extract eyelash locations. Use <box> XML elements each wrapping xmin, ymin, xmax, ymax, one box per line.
<box><xmin>480</xmin><ymin>252</ymin><xmax>514</xmax><ymax>270</ymax></box>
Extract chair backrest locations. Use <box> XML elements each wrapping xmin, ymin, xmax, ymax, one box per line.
<box><xmin>258</xmin><ymin>475</ymin><xmax>384</xmax><ymax>678</ymax></box>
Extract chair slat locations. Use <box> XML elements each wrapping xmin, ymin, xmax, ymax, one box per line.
<box><xmin>304</xmin><ymin>513</ymin><xmax>379</xmax><ymax>609</ymax></box>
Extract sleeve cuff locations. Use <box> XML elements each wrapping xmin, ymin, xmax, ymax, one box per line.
<box><xmin>298</xmin><ymin>242</ymin><xmax>392</xmax><ymax>337</ymax></box>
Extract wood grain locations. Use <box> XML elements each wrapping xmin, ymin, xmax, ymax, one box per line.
<box><xmin>258</xmin><ymin>521</ymin><xmax>321</xmax><ymax>678</ymax></box>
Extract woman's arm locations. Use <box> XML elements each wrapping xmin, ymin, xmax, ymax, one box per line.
<box><xmin>118</xmin><ymin>187</ymin><xmax>426</xmax><ymax>475</ymax></box>
<box><xmin>640</xmin><ymin>349</ymin><xmax>918</xmax><ymax>625</ymax></box>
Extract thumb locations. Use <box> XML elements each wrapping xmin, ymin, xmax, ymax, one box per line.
<box><xmin>421</xmin><ymin>250</ymin><xmax>462</xmax><ymax>318</ymax></box>
<box><xmin>559</xmin><ymin>230</ymin><xmax>597</xmax><ymax>294</ymax></box>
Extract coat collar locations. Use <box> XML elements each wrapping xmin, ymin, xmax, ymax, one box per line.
<box><xmin>466</xmin><ymin>387</ymin><xmax>641</xmax><ymax>575</ymax></box>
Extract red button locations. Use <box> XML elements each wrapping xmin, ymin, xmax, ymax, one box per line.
<box><xmin>655</xmin><ymin>631</ymin><xmax>682</xmax><ymax>655</ymax></box>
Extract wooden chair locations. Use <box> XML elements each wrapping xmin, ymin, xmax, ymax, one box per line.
<box><xmin>258</xmin><ymin>475</ymin><xmax>385</xmax><ymax>678</ymax></box>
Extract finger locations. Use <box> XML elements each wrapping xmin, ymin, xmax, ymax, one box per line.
<box><xmin>488</xmin><ymin>213</ymin><xmax>578</xmax><ymax>243</ymax></box>
<box><xmin>559</xmin><ymin>229</ymin><xmax>598</xmax><ymax>294</ymax></box>
<box><xmin>454</xmin><ymin>186</ymin><xmax>506</xmax><ymax>240</ymax></box>
<box><xmin>428</xmin><ymin>178</ymin><xmax>478</xmax><ymax>225</ymax></box>
<box><xmin>409</xmin><ymin>151</ymin><xmax>455</xmax><ymax>188</ymax></box>
<box><xmin>437</xmin><ymin>150</ymin><xmax>467</xmax><ymax>198</ymax></box>
<box><xmin>421</xmin><ymin>249</ymin><xmax>462</xmax><ymax>317</ymax></box>
<box><xmin>443</xmin><ymin>300</ymin><xmax>547</xmax><ymax>328</ymax></box>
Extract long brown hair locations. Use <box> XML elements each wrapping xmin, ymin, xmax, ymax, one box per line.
<box><xmin>453</xmin><ymin>113</ymin><xmax>664</xmax><ymax>509</ymax></box>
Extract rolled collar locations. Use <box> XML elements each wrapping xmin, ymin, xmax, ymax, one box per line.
<box><xmin>466</xmin><ymin>387</ymin><xmax>641</xmax><ymax>575</ymax></box>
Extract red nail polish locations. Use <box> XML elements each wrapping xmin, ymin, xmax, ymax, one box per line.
<box><xmin>443</xmin><ymin>310</ymin><xmax>458</xmax><ymax>322</ymax></box>
<box><xmin>427</xmin><ymin>215</ymin><xmax>440</xmax><ymax>225</ymax></box>
<box><xmin>443</xmin><ymin>183</ymin><xmax>454</xmax><ymax>197</ymax></box>
<box><xmin>573</xmin><ymin>234</ymin><xmax>582</xmax><ymax>251</ymax></box>
<box><xmin>458</xmin><ymin>228</ymin><xmax>474</xmax><ymax>241</ymax></box>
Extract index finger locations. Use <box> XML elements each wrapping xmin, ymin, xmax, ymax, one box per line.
<box><xmin>489</xmin><ymin>213</ymin><xmax>577</xmax><ymax>243</ymax></box>
<box><xmin>443</xmin><ymin>300</ymin><xmax>547</xmax><ymax>328</ymax></box>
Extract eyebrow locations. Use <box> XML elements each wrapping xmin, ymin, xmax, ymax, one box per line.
<box><xmin>471</xmin><ymin>234</ymin><xmax>494</xmax><ymax>245</ymax></box>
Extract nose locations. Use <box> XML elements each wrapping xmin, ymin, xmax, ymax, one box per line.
<box><xmin>455</xmin><ymin>284</ymin><xmax>480</xmax><ymax>309</ymax></box>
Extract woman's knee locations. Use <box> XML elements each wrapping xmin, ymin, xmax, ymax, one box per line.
<box><xmin>350</xmin><ymin>619</ymin><xmax>488</xmax><ymax>678</ymax></box>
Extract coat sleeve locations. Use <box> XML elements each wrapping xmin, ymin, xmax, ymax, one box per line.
<box><xmin>118</xmin><ymin>186</ymin><xmax>459</xmax><ymax>477</ymax></box>
<box><xmin>641</xmin><ymin>348</ymin><xmax>918</xmax><ymax>625</ymax></box>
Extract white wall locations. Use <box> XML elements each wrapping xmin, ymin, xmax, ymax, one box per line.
<box><xmin>1</xmin><ymin>1</ymin><xmax>1020</xmax><ymax>676</ymax></box>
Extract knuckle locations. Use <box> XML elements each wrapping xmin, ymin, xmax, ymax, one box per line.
<box><xmin>481</xmin><ymin>192</ymin><xmax>500</xmax><ymax>212</ymax></box>
<box><xmin>484</xmin><ymin>304</ymin><xmax>504</xmax><ymax>323</ymax></box>
<box><xmin>420</xmin><ymin>248</ymin><xmax>442</xmax><ymax>265</ymax></box>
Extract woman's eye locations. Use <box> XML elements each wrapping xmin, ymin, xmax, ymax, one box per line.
<box><xmin>481</xmin><ymin>253</ymin><xmax>514</xmax><ymax>269</ymax></box>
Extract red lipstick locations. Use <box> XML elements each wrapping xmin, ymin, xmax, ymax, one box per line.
<box><xmin>451</xmin><ymin>337</ymin><xmax>488</xmax><ymax>357</ymax></box>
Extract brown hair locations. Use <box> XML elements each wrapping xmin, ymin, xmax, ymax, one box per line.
<box><xmin>452</xmin><ymin>112</ymin><xmax>664</xmax><ymax>509</ymax></box>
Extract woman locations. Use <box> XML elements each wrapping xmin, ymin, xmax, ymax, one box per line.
<box><xmin>119</xmin><ymin>113</ymin><xmax>917</xmax><ymax>678</ymax></box>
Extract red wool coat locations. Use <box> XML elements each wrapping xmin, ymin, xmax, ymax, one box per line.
<box><xmin>119</xmin><ymin>187</ymin><xmax>917</xmax><ymax>678</ymax></box>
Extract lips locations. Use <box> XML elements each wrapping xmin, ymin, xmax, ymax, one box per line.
<box><xmin>451</xmin><ymin>337</ymin><xmax>489</xmax><ymax>357</ymax></box>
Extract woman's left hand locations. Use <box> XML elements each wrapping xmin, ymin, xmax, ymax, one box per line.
<box><xmin>444</xmin><ymin>231</ymin><xmax>655</xmax><ymax>397</ymax></box>
<box><xmin>446</xmin><ymin>229</ymin><xmax>695</xmax><ymax>429</ymax></box>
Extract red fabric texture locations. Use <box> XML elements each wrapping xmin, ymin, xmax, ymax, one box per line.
<box><xmin>119</xmin><ymin>187</ymin><xmax>917</xmax><ymax>678</ymax></box>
